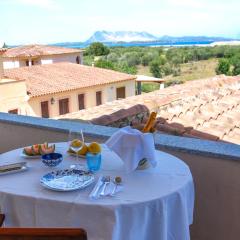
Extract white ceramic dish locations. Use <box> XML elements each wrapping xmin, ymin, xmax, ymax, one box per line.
<box><xmin>40</xmin><ymin>169</ymin><xmax>94</xmax><ymax>191</ymax></box>
<box><xmin>20</xmin><ymin>152</ymin><xmax>41</xmax><ymax>159</ymax></box>
<box><xmin>0</xmin><ymin>162</ymin><xmax>28</xmax><ymax>175</ymax></box>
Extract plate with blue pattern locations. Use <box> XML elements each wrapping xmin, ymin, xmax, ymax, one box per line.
<box><xmin>40</xmin><ymin>169</ymin><xmax>95</xmax><ymax>191</ymax></box>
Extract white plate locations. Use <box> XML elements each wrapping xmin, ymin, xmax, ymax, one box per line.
<box><xmin>0</xmin><ymin>162</ymin><xmax>28</xmax><ymax>175</ymax></box>
<box><xmin>20</xmin><ymin>152</ymin><xmax>41</xmax><ymax>159</ymax></box>
<box><xmin>40</xmin><ymin>169</ymin><xmax>95</xmax><ymax>191</ymax></box>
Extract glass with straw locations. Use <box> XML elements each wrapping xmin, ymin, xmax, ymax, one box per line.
<box><xmin>68</xmin><ymin>129</ymin><xmax>85</xmax><ymax>169</ymax></box>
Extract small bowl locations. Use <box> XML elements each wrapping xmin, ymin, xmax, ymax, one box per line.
<box><xmin>42</xmin><ymin>153</ymin><xmax>63</xmax><ymax>167</ymax></box>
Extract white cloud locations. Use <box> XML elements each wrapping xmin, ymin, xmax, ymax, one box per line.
<box><xmin>16</xmin><ymin>0</ymin><xmax>60</xmax><ymax>10</ymax></box>
<box><xmin>167</xmin><ymin>0</ymin><xmax>204</xmax><ymax>9</ymax></box>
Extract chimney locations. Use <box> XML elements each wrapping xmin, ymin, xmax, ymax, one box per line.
<box><xmin>0</xmin><ymin>52</ymin><xmax>4</xmax><ymax>79</ymax></box>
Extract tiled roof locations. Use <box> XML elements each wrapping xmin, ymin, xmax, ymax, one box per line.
<box><xmin>4</xmin><ymin>62</ymin><xmax>136</xmax><ymax>97</ymax></box>
<box><xmin>0</xmin><ymin>48</ymin><xmax>7</xmax><ymax>54</ymax></box>
<box><xmin>57</xmin><ymin>75</ymin><xmax>240</xmax><ymax>145</ymax></box>
<box><xmin>2</xmin><ymin>44</ymin><xmax>82</xmax><ymax>58</ymax></box>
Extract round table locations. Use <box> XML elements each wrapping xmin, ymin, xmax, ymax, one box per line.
<box><xmin>0</xmin><ymin>142</ymin><xmax>194</xmax><ymax>240</ymax></box>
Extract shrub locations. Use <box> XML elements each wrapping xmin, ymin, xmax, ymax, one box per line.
<box><xmin>95</xmin><ymin>59</ymin><xmax>115</xmax><ymax>70</ymax></box>
<box><xmin>150</xmin><ymin>61</ymin><xmax>162</xmax><ymax>78</ymax></box>
<box><xmin>216</xmin><ymin>58</ymin><xmax>230</xmax><ymax>75</ymax></box>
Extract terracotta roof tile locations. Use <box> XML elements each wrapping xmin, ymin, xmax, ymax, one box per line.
<box><xmin>196</xmin><ymin>126</ymin><xmax>226</xmax><ymax>139</ymax></box>
<box><xmin>57</xmin><ymin>75</ymin><xmax>240</xmax><ymax>145</ymax></box>
<box><xmin>91</xmin><ymin>104</ymin><xmax>148</xmax><ymax>126</ymax></box>
<box><xmin>158</xmin><ymin>111</ymin><xmax>176</xmax><ymax>121</ymax></box>
<box><xmin>188</xmin><ymin>129</ymin><xmax>219</xmax><ymax>141</ymax></box>
<box><xmin>2</xmin><ymin>44</ymin><xmax>82</xmax><ymax>58</ymax></box>
<box><xmin>222</xmin><ymin>134</ymin><xmax>240</xmax><ymax>145</ymax></box>
<box><xmin>155</xmin><ymin>123</ymin><xmax>186</xmax><ymax>135</ymax></box>
<box><xmin>0</xmin><ymin>48</ymin><xmax>7</xmax><ymax>54</ymax></box>
<box><xmin>4</xmin><ymin>62</ymin><xmax>136</xmax><ymax>97</ymax></box>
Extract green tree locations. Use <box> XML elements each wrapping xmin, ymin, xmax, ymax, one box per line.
<box><xmin>162</xmin><ymin>63</ymin><xmax>173</xmax><ymax>76</ymax></box>
<box><xmin>150</xmin><ymin>61</ymin><xmax>162</xmax><ymax>78</ymax></box>
<box><xmin>216</xmin><ymin>59</ymin><xmax>230</xmax><ymax>75</ymax></box>
<box><xmin>2</xmin><ymin>42</ymin><xmax>8</xmax><ymax>48</ymax></box>
<box><xmin>172</xmin><ymin>66</ymin><xmax>181</xmax><ymax>76</ymax></box>
<box><xmin>116</xmin><ymin>62</ymin><xmax>137</xmax><ymax>74</ymax></box>
<box><xmin>231</xmin><ymin>56</ymin><xmax>240</xmax><ymax>75</ymax></box>
<box><xmin>88</xmin><ymin>42</ymin><xmax>110</xmax><ymax>56</ymax></box>
<box><xmin>83</xmin><ymin>55</ymin><xmax>94</xmax><ymax>66</ymax></box>
<box><xmin>107</xmin><ymin>53</ymin><xmax>119</xmax><ymax>63</ymax></box>
<box><xmin>120</xmin><ymin>52</ymin><xmax>141</xmax><ymax>67</ymax></box>
<box><xmin>141</xmin><ymin>54</ymin><xmax>152</xmax><ymax>66</ymax></box>
<box><xmin>95</xmin><ymin>59</ymin><xmax>115</xmax><ymax>70</ymax></box>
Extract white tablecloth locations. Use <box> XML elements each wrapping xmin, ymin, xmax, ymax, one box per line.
<box><xmin>0</xmin><ymin>142</ymin><xmax>194</xmax><ymax>240</ymax></box>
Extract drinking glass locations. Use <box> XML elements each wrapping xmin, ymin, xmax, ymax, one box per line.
<box><xmin>86</xmin><ymin>152</ymin><xmax>101</xmax><ymax>172</ymax></box>
<box><xmin>68</xmin><ymin>129</ymin><xmax>85</xmax><ymax>169</ymax></box>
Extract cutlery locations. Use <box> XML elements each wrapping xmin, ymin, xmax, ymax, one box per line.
<box><xmin>89</xmin><ymin>176</ymin><xmax>104</xmax><ymax>199</ymax></box>
<box><xmin>100</xmin><ymin>176</ymin><xmax>111</xmax><ymax>196</ymax></box>
<box><xmin>111</xmin><ymin>176</ymin><xmax>122</xmax><ymax>196</ymax></box>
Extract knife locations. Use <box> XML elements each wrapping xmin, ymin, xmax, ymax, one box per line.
<box><xmin>89</xmin><ymin>176</ymin><xmax>104</xmax><ymax>199</ymax></box>
<box><xmin>0</xmin><ymin>162</ymin><xmax>27</xmax><ymax>174</ymax></box>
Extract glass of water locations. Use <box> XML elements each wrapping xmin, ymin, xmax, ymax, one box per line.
<box><xmin>86</xmin><ymin>152</ymin><xmax>101</xmax><ymax>172</ymax></box>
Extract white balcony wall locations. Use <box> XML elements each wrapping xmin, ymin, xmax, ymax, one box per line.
<box><xmin>0</xmin><ymin>116</ymin><xmax>240</xmax><ymax>240</ymax></box>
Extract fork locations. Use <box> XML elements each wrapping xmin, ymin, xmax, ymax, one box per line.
<box><xmin>100</xmin><ymin>176</ymin><xmax>111</xmax><ymax>196</ymax></box>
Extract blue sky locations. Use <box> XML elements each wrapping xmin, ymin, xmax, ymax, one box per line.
<box><xmin>1</xmin><ymin>0</ymin><xmax>240</xmax><ymax>44</ymax></box>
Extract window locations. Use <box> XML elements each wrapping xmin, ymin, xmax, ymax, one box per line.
<box><xmin>41</xmin><ymin>101</ymin><xmax>49</xmax><ymax>118</ymax></box>
<box><xmin>96</xmin><ymin>91</ymin><xmax>102</xmax><ymax>106</ymax></box>
<box><xmin>116</xmin><ymin>87</ymin><xmax>126</xmax><ymax>99</ymax></box>
<box><xmin>78</xmin><ymin>94</ymin><xmax>85</xmax><ymax>110</ymax></box>
<box><xmin>8</xmin><ymin>109</ymin><xmax>18</xmax><ymax>114</ymax></box>
<box><xmin>25</xmin><ymin>60</ymin><xmax>29</xmax><ymax>66</ymax></box>
<box><xmin>59</xmin><ymin>98</ymin><xmax>69</xmax><ymax>115</ymax></box>
<box><xmin>76</xmin><ymin>56</ymin><xmax>80</xmax><ymax>64</ymax></box>
<box><xmin>31</xmin><ymin>60</ymin><xmax>34</xmax><ymax>65</ymax></box>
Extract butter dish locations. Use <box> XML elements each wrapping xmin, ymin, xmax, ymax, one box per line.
<box><xmin>0</xmin><ymin>162</ymin><xmax>28</xmax><ymax>176</ymax></box>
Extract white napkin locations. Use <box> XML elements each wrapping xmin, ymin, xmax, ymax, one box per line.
<box><xmin>105</xmin><ymin>126</ymin><xmax>157</xmax><ymax>172</ymax></box>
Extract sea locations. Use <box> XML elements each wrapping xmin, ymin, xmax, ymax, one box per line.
<box><xmin>54</xmin><ymin>40</ymin><xmax>216</xmax><ymax>49</ymax></box>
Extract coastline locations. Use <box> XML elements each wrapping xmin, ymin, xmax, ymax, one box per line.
<box><xmin>58</xmin><ymin>40</ymin><xmax>240</xmax><ymax>49</ymax></box>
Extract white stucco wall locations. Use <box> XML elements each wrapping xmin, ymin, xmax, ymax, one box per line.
<box><xmin>41</xmin><ymin>52</ymin><xmax>83</xmax><ymax>65</ymax></box>
<box><xmin>41</xmin><ymin>59</ymin><xmax>53</xmax><ymax>65</ymax></box>
<box><xmin>3</xmin><ymin>52</ymin><xmax>83</xmax><ymax>69</ymax></box>
<box><xmin>0</xmin><ymin>79</ymin><xmax>29</xmax><ymax>114</ymax></box>
<box><xmin>27</xmin><ymin>79</ymin><xmax>135</xmax><ymax>118</ymax></box>
<box><xmin>3</xmin><ymin>60</ymin><xmax>20</xmax><ymax>69</ymax></box>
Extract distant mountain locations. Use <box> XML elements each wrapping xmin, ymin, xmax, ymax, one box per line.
<box><xmin>49</xmin><ymin>32</ymin><xmax>237</xmax><ymax>49</ymax></box>
<box><xmin>86</xmin><ymin>31</ymin><xmax>158</xmax><ymax>43</ymax></box>
<box><xmin>85</xmin><ymin>31</ymin><xmax>234</xmax><ymax>44</ymax></box>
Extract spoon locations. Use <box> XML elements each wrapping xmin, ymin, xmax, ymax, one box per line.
<box><xmin>100</xmin><ymin>176</ymin><xmax>111</xmax><ymax>196</ymax></box>
<box><xmin>111</xmin><ymin>176</ymin><xmax>122</xmax><ymax>196</ymax></box>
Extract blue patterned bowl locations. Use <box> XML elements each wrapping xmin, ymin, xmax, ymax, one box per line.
<box><xmin>42</xmin><ymin>153</ymin><xmax>63</xmax><ymax>167</ymax></box>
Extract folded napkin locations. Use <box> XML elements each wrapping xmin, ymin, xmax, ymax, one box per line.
<box><xmin>105</xmin><ymin>126</ymin><xmax>157</xmax><ymax>172</ymax></box>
